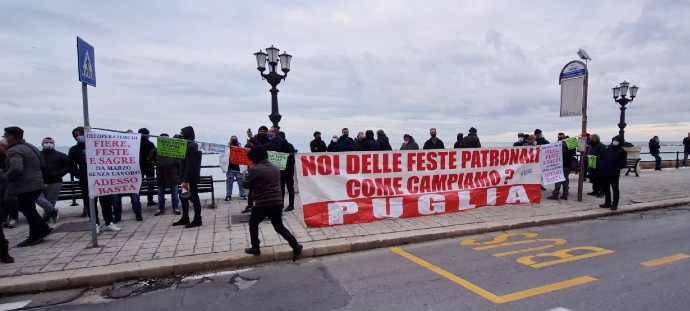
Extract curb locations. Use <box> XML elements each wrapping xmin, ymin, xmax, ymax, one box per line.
<box><xmin>2</xmin><ymin>196</ymin><xmax>689</xmax><ymax>295</ymax></box>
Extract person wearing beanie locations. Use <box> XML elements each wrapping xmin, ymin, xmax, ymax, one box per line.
<box><xmin>244</xmin><ymin>146</ymin><xmax>302</xmax><ymax>261</ymax></box>
<box><xmin>35</xmin><ymin>137</ymin><xmax>68</xmax><ymax>224</ymax></box>
<box><xmin>459</xmin><ymin>127</ymin><xmax>481</xmax><ymax>148</ymax></box>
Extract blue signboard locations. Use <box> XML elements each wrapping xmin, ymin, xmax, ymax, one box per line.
<box><xmin>77</xmin><ymin>37</ymin><xmax>96</xmax><ymax>87</ymax></box>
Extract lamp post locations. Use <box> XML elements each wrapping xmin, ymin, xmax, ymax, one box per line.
<box><xmin>253</xmin><ymin>45</ymin><xmax>292</xmax><ymax>129</ymax></box>
<box><xmin>612</xmin><ymin>81</ymin><xmax>639</xmax><ymax>144</ymax></box>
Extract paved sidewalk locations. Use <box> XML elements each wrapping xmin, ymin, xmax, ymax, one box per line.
<box><xmin>1</xmin><ymin>168</ymin><xmax>689</xmax><ymax>294</ymax></box>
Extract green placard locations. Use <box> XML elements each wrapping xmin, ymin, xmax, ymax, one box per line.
<box><xmin>588</xmin><ymin>155</ymin><xmax>597</xmax><ymax>169</ymax></box>
<box><xmin>267</xmin><ymin>151</ymin><xmax>288</xmax><ymax>170</ymax></box>
<box><xmin>157</xmin><ymin>137</ymin><xmax>187</xmax><ymax>159</ymax></box>
<box><xmin>565</xmin><ymin>137</ymin><xmax>578</xmax><ymax>150</ymax></box>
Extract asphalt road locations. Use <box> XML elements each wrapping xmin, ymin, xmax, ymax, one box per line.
<box><xmin>4</xmin><ymin>206</ymin><xmax>690</xmax><ymax>311</ymax></box>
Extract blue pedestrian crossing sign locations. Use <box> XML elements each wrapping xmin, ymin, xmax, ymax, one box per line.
<box><xmin>77</xmin><ymin>37</ymin><xmax>96</xmax><ymax>87</ymax></box>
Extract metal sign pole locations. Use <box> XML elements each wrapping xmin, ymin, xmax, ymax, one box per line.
<box><xmin>82</xmin><ymin>82</ymin><xmax>98</xmax><ymax>247</ymax></box>
<box><xmin>577</xmin><ymin>64</ymin><xmax>589</xmax><ymax>202</ymax></box>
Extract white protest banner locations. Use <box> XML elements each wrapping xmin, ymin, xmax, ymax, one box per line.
<box><xmin>296</xmin><ymin>147</ymin><xmax>542</xmax><ymax>228</ymax></box>
<box><xmin>540</xmin><ymin>143</ymin><xmax>565</xmax><ymax>185</ymax></box>
<box><xmin>86</xmin><ymin>129</ymin><xmax>142</xmax><ymax>198</ymax></box>
<box><xmin>199</xmin><ymin>142</ymin><xmax>227</xmax><ymax>154</ymax></box>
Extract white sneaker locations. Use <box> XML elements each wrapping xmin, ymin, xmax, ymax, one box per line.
<box><xmin>100</xmin><ymin>223</ymin><xmax>121</xmax><ymax>232</ymax></box>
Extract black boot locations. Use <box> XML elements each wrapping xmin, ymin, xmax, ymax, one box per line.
<box><xmin>546</xmin><ymin>194</ymin><xmax>559</xmax><ymax>200</ymax></box>
<box><xmin>172</xmin><ymin>217</ymin><xmax>190</xmax><ymax>226</ymax></box>
<box><xmin>185</xmin><ymin>217</ymin><xmax>202</xmax><ymax>228</ymax></box>
<box><xmin>292</xmin><ymin>244</ymin><xmax>303</xmax><ymax>262</ymax></box>
<box><xmin>245</xmin><ymin>247</ymin><xmax>260</xmax><ymax>256</ymax></box>
<box><xmin>0</xmin><ymin>239</ymin><xmax>14</xmax><ymax>264</ymax></box>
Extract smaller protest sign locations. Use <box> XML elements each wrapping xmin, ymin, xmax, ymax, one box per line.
<box><xmin>86</xmin><ymin>129</ymin><xmax>142</xmax><ymax>198</ymax></box>
<box><xmin>230</xmin><ymin>146</ymin><xmax>252</xmax><ymax>166</ymax></box>
<box><xmin>199</xmin><ymin>142</ymin><xmax>227</xmax><ymax>154</ymax></box>
<box><xmin>588</xmin><ymin>155</ymin><xmax>597</xmax><ymax>169</ymax></box>
<box><xmin>540</xmin><ymin>143</ymin><xmax>565</xmax><ymax>185</ymax></box>
<box><xmin>565</xmin><ymin>137</ymin><xmax>578</xmax><ymax>150</ymax></box>
<box><xmin>268</xmin><ymin>151</ymin><xmax>288</xmax><ymax>170</ymax></box>
<box><xmin>157</xmin><ymin>137</ymin><xmax>187</xmax><ymax>159</ymax></box>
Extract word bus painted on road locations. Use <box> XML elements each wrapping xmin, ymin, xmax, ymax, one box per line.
<box><xmin>296</xmin><ymin>147</ymin><xmax>542</xmax><ymax>227</ymax></box>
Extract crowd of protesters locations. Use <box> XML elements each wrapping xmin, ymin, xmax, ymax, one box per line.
<box><xmin>1</xmin><ymin>122</ymin><xmax>688</xmax><ymax>265</ymax></box>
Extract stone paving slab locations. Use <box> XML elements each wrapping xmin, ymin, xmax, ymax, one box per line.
<box><xmin>0</xmin><ymin>169</ymin><xmax>689</xmax><ymax>294</ymax></box>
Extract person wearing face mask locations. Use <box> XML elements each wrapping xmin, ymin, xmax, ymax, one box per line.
<box><xmin>401</xmin><ymin>134</ymin><xmax>419</xmax><ymax>150</ymax></box>
<box><xmin>423</xmin><ymin>128</ymin><xmax>445</xmax><ymax>150</ymax></box>
<box><xmin>138</xmin><ymin>128</ymin><xmax>157</xmax><ymax>206</ymax></box>
<box><xmin>649</xmin><ymin>136</ymin><xmax>662</xmax><ymax>171</ymax></box>
<box><xmin>310</xmin><ymin>131</ymin><xmax>327</xmax><ymax>153</ymax></box>
<box><xmin>327</xmin><ymin>135</ymin><xmax>339</xmax><ymax>152</ymax></box>
<box><xmin>599</xmin><ymin>136</ymin><xmax>627</xmax><ymax>210</ymax></box>
<box><xmin>154</xmin><ymin>133</ymin><xmax>181</xmax><ymax>216</ymax></box>
<box><xmin>587</xmin><ymin>134</ymin><xmax>605</xmax><ymax>197</ymax></box>
<box><xmin>35</xmin><ymin>137</ymin><xmax>67</xmax><ymax>224</ymax></box>
<box><xmin>68</xmin><ymin>127</ymin><xmax>90</xmax><ymax>217</ymax></box>
<box><xmin>221</xmin><ymin>135</ymin><xmax>246</xmax><ymax>201</ymax></box>
<box><xmin>173</xmin><ymin>126</ymin><xmax>203</xmax><ymax>228</ymax></box>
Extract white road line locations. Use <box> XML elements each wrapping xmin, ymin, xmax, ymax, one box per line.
<box><xmin>181</xmin><ymin>268</ymin><xmax>253</xmax><ymax>282</ymax></box>
<box><xmin>548</xmin><ymin>308</ymin><xmax>573</xmax><ymax>311</ymax></box>
<box><xmin>0</xmin><ymin>300</ymin><xmax>31</xmax><ymax>311</ymax></box>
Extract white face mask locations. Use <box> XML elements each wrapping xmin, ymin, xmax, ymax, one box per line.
<box><xmin>42</xmin><ymin>143</ymin><xmax>55</xmax><ymax>150</ymax></box>
<box><xmin>331</xmin><ymin>137</ymin><xmax>338</xmax><ymax>143</ymax></box>
<box><xmin>76</xmin><ymin>135</ymin><xmax>85</xmax><ymax>143</ymax></box>
<box><xmin>612</xmin><ymin>141</ymin><xmax>620</xmax><ymax>146</ymax></box>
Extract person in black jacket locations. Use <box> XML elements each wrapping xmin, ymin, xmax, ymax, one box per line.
<box><xmin>327</xmin><ymin>135</ymin><xmax>338</xmax><ymax>152</ymax></box>
<box><xmin>587</xmin><ymin>134</ymin><xmax>606</xmax><ymax>197</ymax></box>
<box><xmin>376</xmin><ymin>130</ymin><xmax>392</xmax><ymax>151</ymax></box>
<box><xmin>534</xmin><ymin>129</ymin><xmax>550</xmax><ymax>145</ymax></box>
<box><xmin>138</xmin><ymin>128</ymin><xmax>157</xmax><ymax>206</ymax></box>
<box><xmin>278</xmin><ymin>132</ymin><xmax>297</xmax><ymax>211</ymax></box>
<box><xmin>68</xmin><ymin>127</ymin><xmax>90</xmax><ymax>218</ymax></box>
<box><xmin>310</xmin><ymin>131</ymin><xmax>327</xmax><ymax>153</ymax></box>
<box><xmin>0</xmin><ymin>139</ymin><xmax>13</xmax><ymax>263</ymax></box>
<box><xmin>423</xmin><ymin>128</ymin><xmax>445</xmax><ymax>150</ymax></box>
<box><xmin>649</xmin><ymin>136</ymin><xmax>662</xmax><ymax>170</ymax></box>
<box><xmin>513</xmin><ymin>133</ymin><xmax>526</xmax><ymax>146</ymax></box>
<box><xmin>401</xmin><ymin>134</ymin><xmax>420</xmax><ymax>150</ymax></box>
<box><xmin>599</xmin><ymin>136</ymin><xmax>627</xmax><ymax>210</ymax></box>
<box><xmin>547</xmin><ymin>133</ymin><xmax>576</xmax><ymax>200</ymax></box>
<box><xmin>335</xmin><ymin>128</ymin><xmax>356</xmax><ymax>152</ymax></box>
<box><xmin>36</xmin><ymin>137</ymin><xmax>67</xmax><ymax>223</ymax></box>
<box><xmin>453</xmin><ymin>133</ymin><xmax>464</xmax><ymax>148</ymax></box>
<box><xmin>173</xmin><ymin>126</ymin><xmax>203</xmax><ymax>228</ymax></box>
<box><xmin>359</xmin><ymin>130</ymin><xmax>379</xmax><ymax>151</ymax></box>
<box><xmin>460</xmin><ymin>127</ymin><xmax>481</xmax><ymax>148</ymax></box>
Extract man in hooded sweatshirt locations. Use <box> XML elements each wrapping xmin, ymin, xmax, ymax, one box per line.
<box><xmin>587</xmin><ymin>134</ymin><xmax>605</xmax><ymax>197</ymax></box>
<box><xmin>359</xmin><ymin>130</ymin><xmax>380</xmax><ymax>151</ymax></box>
<box><xmin>2</xmin><ymin>127</ymin><xmax>52</xmax><ymax>247</ymax></box>
<box><xmin>599</xmin><ymin>136</ymin><xmax>627</xmax><ymax>210</ymax></box>
<box><xmin>244</xmin><ymin>146</ymin><xmax>302</xmax><ymax>261</ymax></box>
<box><xmin>173</xmin><ymin>126</ymin><xmax>203</xmax><ymax>228</ymax></box>
<box><xmin>460</xmin><ymin>127</ymin><xmax>481</xmax><ymax>148</ymax></box>
<box><xmin>376</xmin><ymin>130</ymin><xmax>392</xmax><ymax>151</ymax></box>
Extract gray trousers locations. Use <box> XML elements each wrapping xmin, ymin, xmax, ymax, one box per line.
<box><xmin>36</xmin><ymin>182</ymin><xmax>61</xmax><ymax>215</ymax></box>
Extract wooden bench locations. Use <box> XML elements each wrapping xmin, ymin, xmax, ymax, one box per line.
<box><xmin>625</xmin><ymin>158</ymin><xmax>641</xmax><ymax>177</ymax></box>
<box><xmin>58</xmin><ymin>176</ymin><xmax>216</xmax><ymax>206</ymax></box>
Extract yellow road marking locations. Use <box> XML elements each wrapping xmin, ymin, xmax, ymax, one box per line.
<box><xmin>390</xmin><ymin>247</ymin><xmax>597</xmax><ymax>304</ymax></box>
<box><xmin>641</xmin><ymin>253</ymin><xmax>690</xmax><ymax>268</ymax></box>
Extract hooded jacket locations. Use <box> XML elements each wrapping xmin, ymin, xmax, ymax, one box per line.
<box><xmin>335</xmin><ymin>135</ymin><xmax>356</xmax><ymax>152</ymax></box>
<box><xmin>648</xmin><ymin>139</ymin><xmax>660</xmax><ymax>155</ymax></box>
<box><xmin>683</xmin><ymin>137</ymin><xmax>690</xmax><ymax>154</ymax></box>
<box><xmin>401</xmin><ymin>136</ymin><xmax>420</xmax><ymax>150</ymax></box>
<box><xmin>453</xmin><ymin>134</ymin><xmax>464</xmax><ymax>148</ymax></box>
<box><xmin>68</xmin><ymin>141</ymin><xmax>87</xmax><ymax>181</ymax></box>
<box><xmin>310</xmin><ymin>138</ymin><xmax>327</xmax><ymax>153</ymax></box>
<box><xmin>180</xmin><ymin>126</ymin><xmax>202</xmax><ymax>184</ymax></box>
<box><xmin>140</xmin><ymin>136</ymin><xmax>156</xmax><ymax>172</ymax></box>
<box><xmin>41</xmin><ymin>149</ymin><xmax>69</xmax><ymax>184</ymax></box>
<box><xmin>359</xmin><ymin>131</ymin><xmax>380</xmax><ymax>151</ymax></box>
<box><xmin>600</xmin><ymin>141</ymin><xmax>627</xmax><ymax>177</ymax></box>
<box><xmin>4</xmin><ymin>142</ymin><xmax>44</xmax><ymax>195</ymax></box>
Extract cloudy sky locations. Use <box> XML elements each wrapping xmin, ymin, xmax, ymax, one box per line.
<box><xmin>2</xmin><ymin>0</ymin><xmax>689</xmax><ymax>151</ymax></box>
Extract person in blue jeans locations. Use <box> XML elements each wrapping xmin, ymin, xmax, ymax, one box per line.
<box><xmin>649</xmin><ymin>136</ymin><xmax>662</xmax><ymax>171</ymax></box>
<box><xmin>222</xmin><ymin>136</ymin><xmax>247</xmax><ymax>201</ymax></box>
<box><xmin>153</xmin><ymin>133</ymin><xmax>181</xmax><ymax>216</ymax></box>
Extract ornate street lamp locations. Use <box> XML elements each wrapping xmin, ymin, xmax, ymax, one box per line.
<box><xmin>253</xmin><ymin>45</ymin><xmax>292</xmax><ymax>129</ymax></box>
<box><xmin>612</xmin><ymin>81</ymin><xmax>639</xmax><ymax>144</ymax></box>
